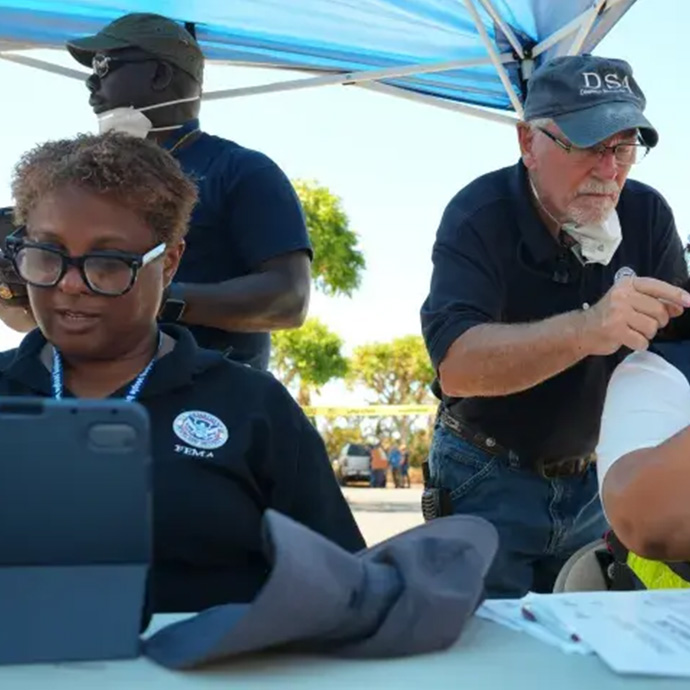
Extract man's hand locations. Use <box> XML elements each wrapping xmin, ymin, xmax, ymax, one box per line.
<box><xmin>581</xmin><ymin>277</ymin><xmax>690</xmax><ymax>356</ymax></box>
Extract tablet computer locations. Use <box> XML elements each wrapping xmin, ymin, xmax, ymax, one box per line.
<box><xmin>0</xmin><ymin>397</ymin><xmax>152</xmax><ymax>664</ymax></box>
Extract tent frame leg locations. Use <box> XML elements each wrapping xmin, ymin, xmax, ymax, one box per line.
<box><xmin>359</xmin><ymin>81</ymin><xmax>518</xmax><ymax>126</ymax></box>
<box><xmin>462</xmin><ymin>0</ymin><xmax>524</xmax><ymax>117</ymax></box>
<box><xmin>476</xmin><ymin>0</ymin><xmax>525</xmax><ymax>58</ymax></box>
<box><xmin>562</xmin><ymin>0</ymin><xmax>608</xmax><ymax>56</ymax></box>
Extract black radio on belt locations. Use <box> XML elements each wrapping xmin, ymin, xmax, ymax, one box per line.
<box><xmin>420</xmin><ymin>461</ymin><xmax>453</xmax><ymax>522</ymax></box>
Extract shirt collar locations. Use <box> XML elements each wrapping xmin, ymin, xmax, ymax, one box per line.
<box><xmin>0</xmin><ymin>324</ymin><xmax>224</xmax><ymax>399</ymax></box>
<box><xmin>510</xmin><ymin>161</ymin><xmax>562</xmax><ymax>264</ymax></box>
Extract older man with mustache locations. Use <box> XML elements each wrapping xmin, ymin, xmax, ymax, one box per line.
<box><xmin>420</xmin><ymin>55</ymin><xmax>689</xmax><ymax>598</ymax></box>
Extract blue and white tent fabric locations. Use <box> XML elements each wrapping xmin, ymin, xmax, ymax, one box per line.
<box><xmin>0</xmin><ymin>0</ymin><xmax>639</xmax><ymax>123</ymax></box>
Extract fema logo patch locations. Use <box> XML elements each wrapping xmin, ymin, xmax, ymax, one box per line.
<box><xmin>173</xmin><ymin>410</ymin><xmax>229</xmax><ymax>450</ymax></box>
<box><xmin>614</xmin><ymin>266</ymin><xmax>636</xmax><ymax>283</ymax></box>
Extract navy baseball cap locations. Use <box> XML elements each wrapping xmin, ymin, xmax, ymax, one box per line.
<box><xmin>144</xmin><ymin>510</ymin><xmax>498</xmax><ymax>668</ymax></box>
<box><xmin>523</xmin><ymin>55</ymin><xmax>657</xmax><ymax>148</ymax></box>
<box><xmin>66</xmin><ymin>13</ymin><xmax>204</xmax><ymax>84</ymax></box>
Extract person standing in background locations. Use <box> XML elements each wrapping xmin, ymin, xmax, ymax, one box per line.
<box><xmin>58</xmin><ymin>12</ymin><xmax>312</xmax><ymax>370</ymax></box>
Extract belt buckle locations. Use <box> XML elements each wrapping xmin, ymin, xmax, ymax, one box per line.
<box><xmin>538</xmin><ymin>456</ymin><xmax>590</xmax><ymax>479</ymax></box>
<box><xmin>537</xmin><ymin>460</ymin><xmax>556</xmax><ymax>479</ymax></box>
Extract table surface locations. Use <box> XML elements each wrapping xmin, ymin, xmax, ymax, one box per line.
<box><xmin>0</xmin><ymin>615</ymin><xmax>686</xmax><ymax>689</ymax></box>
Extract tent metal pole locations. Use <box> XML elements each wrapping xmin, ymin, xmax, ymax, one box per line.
<box><xmin>462</xmin><ymin>0</ymin><xmax>523</xmax><ymax>117</ymax></box>
<box><xmin>0</xmin><ymin>48</ymin><xmax>516</xmax><ymax>103</ymax></box>
<box><xmin>0</xmin><ymin>41</ymin><xmax>34</xmax><ymax>51</ymax></box>
<box><xmin>531</xmin><ymin>0</ymin><xmax>627</xmax><ymax>58</ymax></box>
<box><xmin>201</xmin><ymin>53</ymin><xmax>514</xmax><ymax>101</ymax></box>
<box><xmin>359</xmin><ymin>81</ymin><xmax>518</xmax><ymax>126</ymax></box>
<box><xmin>531</xmin><ymin>13</ymin><xmax>589</xmax><ymax>57</ymax></box>
<box><xmin>475</xmin><ymin>0</ymin><xmax>525</xmax><ymax>58</ymax></box>
<box><xmin>561</xmin><ymin>0</ymin><xmax>608</xmax><ymax>56</ymax></box>
<box><xmin>0</xmin><ymin>52</ymin><xmax>86</xmax><ymax>80</ymax></box>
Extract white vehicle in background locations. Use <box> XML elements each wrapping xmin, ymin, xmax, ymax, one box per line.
<box><xmin>333</xmin><ymin>443</ymin><xmax>371</xmax><ymax>486</ymax></box>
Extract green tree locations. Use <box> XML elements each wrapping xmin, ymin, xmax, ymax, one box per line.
<box><xmin>348</xmin><ymin>335</ymin><xmax>435</xmax><ymax>405</ymax></box>
<box><xmin>293</xmin><ymin>179</ymin><xmax>365</xmax><ymax>297</ymax></box>
<box><xmin>347</xmin><ymin>335</ymin><xmax>435</xmax><ymax>444</ymax></box>
<box><xmin>271</xmin><ymin>317</ymin><xmax>348</xmax><ymax>406</ymax></box>
<box><xmin>319</xmin><ymin>421</ymin><xmax>367</xmax><ymax>461</ymax></box>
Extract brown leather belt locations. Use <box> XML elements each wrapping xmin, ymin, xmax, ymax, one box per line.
<box><xmin>439</xmin><ymin>408</ymin><xmax>594</xmax><ymax>479</ymax></box>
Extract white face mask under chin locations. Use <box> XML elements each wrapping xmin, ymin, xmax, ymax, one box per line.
<box><xmin>96</xmin><ymin>95</ymin><xmax>200</xmax><ymax>138</ymax></box>
<box><xmin>528</xmin><ymin>177</ymin><xmax>622</xmax><ymax>266</ymax></box>
<box><xmin>561</xmin><ymin>211</ymin><xmax>622</xmax><ymax>266</ymax></box>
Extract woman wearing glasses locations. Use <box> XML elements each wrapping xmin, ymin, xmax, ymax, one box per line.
<box><xmin>0</xmin><ymin>132</ymin><xmax>365</xmax><ymax>614</ymax></box>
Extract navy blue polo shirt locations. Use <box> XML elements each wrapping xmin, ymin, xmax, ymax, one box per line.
<box><xmin>421</xmin><ymin>161</ymin><xmax>687</xmax><ymax>463</ymax></box>
<box><xmin>165</xmin><ymin>120</ymin><xmax>312</xmax><ymax>370</ymax></box>
<box><xmin>0</xmin><ymin>325</ymin><xmax>365</xmax><ymax>614</ymax></box>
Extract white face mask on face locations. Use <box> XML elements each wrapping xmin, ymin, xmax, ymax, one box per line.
<box><xmin>97</xmin><ymin>95</ymin><xmax>200</xmax><ymax>138</ymax></box>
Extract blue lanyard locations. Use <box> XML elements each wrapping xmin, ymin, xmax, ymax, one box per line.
<box><xmin>51</xmin><ymin>333</ymin><xmax>161</xmax><ymax>402</ymax></box>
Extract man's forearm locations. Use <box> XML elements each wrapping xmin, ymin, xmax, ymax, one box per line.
<box><xmin>604</xmin><ymin>429</ymin><xmax>690</xmax><ymax>561</ymax></box>
<box><xmin>439</xmin><ymin>310</ymin><xmax>591</xmax><ymax>397</ymax></box>
<box><xmin>174</xmin><ymin>272</ymin><xmax>309</xmax><ymax>333</ymax></box>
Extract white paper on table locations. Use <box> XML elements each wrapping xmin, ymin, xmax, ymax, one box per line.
<box><xmin>476</xmin><ymin>599</ymin><xmax>593</xmax><ymax>655</ymax></box>
<box><xmin>522</xmin><ymin>590</ymin><xmax>690</xmax><ymax>677</ymax></box>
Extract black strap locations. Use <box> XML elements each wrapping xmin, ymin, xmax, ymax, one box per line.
<box><xmin>605</xmin><ymin>530</ymin><xmax>645</xmax><ymax>591</ymax></box>
<box><xmin>605</xmin><ymin>530</ymin><xmax>690</xmax><ymax>579</ymax></box>
<box><xmin>667</xmin><ymin>561</ymin><xmax>690</xmax><ymax>582</ymax></box>
<box><xmin>605</xmin><ymin>530</ymin><xmax>629</xmax><ymax>562</ymax></box>
<box><xmin>422</xmin><ymin>460</ymin><xmax>431</xmax><ymax>486</ymax></box>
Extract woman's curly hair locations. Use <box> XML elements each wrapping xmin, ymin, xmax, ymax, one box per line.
<box><xmin>11</xmin><ymin>132</ymin><xmax>198</xmax><ymax>244</ymax></box>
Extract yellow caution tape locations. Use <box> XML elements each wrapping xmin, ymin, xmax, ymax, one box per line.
<box><xmin>302</xmin><ymin>404</ymin><xmax>437</xmax><ymax>417</ymax></box>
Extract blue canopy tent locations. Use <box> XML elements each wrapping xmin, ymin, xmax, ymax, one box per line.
<box><xmin>0</xmin><ymin>0</ymin><xmax>638</xmax><ymax>125</ymax></box>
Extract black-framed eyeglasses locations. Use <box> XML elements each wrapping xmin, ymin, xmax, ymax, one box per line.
<box><xmin>3</xmin><ymin>230</ymin><xmax>166</xmax><ymax>297</ymax></box>
<box><xmin>91</xmin><ymin>53</ymin><xmax>155</xmax><ymax>79</ymax></box>
<box><xmin>537</xmin><ymin>127</ymin><xmax>649</xmax><ymax>166</ymax></box>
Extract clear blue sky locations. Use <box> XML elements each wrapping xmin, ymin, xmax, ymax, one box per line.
<box><xmin>0</xmin><ymin>0</ymin><xmax>685</xmax><ymax>404</ymax></box>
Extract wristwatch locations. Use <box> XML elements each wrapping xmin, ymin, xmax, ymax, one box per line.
<box><xmin>158</xmin><ymin>284</ymin><xmax>187</xmax><ymax>323</ymax></box>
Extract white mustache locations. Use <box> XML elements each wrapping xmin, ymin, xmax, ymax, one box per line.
<box><xmin>577</xmin><ymin>180</ymin><xmax>619</xmax><ymax>195</ymax></box>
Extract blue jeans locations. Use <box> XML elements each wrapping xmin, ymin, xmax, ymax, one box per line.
<box><xmin>370</xmin><ymin>469</ymin><xmax>387</xmax><ymax>487</ymax></box>
<box><xmin>427</xmin><ymin>423</ymin><xmax>607</xmax><ymax>598</ymax></box>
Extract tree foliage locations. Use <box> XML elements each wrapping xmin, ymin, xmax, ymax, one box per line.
<box><xmin>271</xmin><ymin>317</ymin><xmax>348</xmax><ymax>406</ymax></box>
<box><xmin>346</xmin><ymin>335</ymin><xmax>435</xmax><ymax>442</ymax></box>
<box><xmin>293</xmin><ymin>179</ymin><xmax>365</xmax><ymax>297</ymax></box>
<box><xmin>318</xmin><ymin>422</ymin><xmax>367</xmax><ymax>461</ymax></box>
<box><xmin>347</xmin><ymin>335</ymin><xmax>435</xmax><ymax>405</ymax></box>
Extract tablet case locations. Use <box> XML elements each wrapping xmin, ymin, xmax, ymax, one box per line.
<box><xmin>0</xmin><ymin>398</ymin><xmax>152</xmax><ymax>664</ymax></box>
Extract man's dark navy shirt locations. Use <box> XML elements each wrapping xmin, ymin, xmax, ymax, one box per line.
<box><xmin>166</xmin><ymin>120</ymin><xmax>312</xmax><ymax>370</ymax></box>
<box><xmin>420</xmin><ymin>161</ymin><xmax>688</xmax><ymax>463</ymax></box>
<box><xmin>0</xmin><ymin>325</ymin><xmax>365</xmax><ymax>613</ymax></box>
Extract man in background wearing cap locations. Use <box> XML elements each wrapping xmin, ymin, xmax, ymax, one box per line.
<box><xmin>54</xmin><ymin>13</ymin><xmax>310</xmax><ymax>370</ymax></box>
<box><xmin>420</xmin><ymin>55</ymin><xmax>689</xmax><ymax>598</ymax></box>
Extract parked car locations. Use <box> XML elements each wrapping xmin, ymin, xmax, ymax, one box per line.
<box><xmin>334</xmin><ymin>443</ymin><xmax>371</xmax><ymax>486</ymax></box>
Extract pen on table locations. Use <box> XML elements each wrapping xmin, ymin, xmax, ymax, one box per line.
<box><xmin>520</xmin><ymin>604</ymin><xmax>582</xmax><ymax>643</ymax></box>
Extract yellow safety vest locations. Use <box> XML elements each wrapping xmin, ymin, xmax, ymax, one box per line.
<box><xmin>607</xmin><ymin>530</ymin><xmax>690</xmax><ymax>590</ymax></box>
<box><xmin>626</xmin><ymin>552</ymin><xmax>690</xmax><ymax>590</ymax></box>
